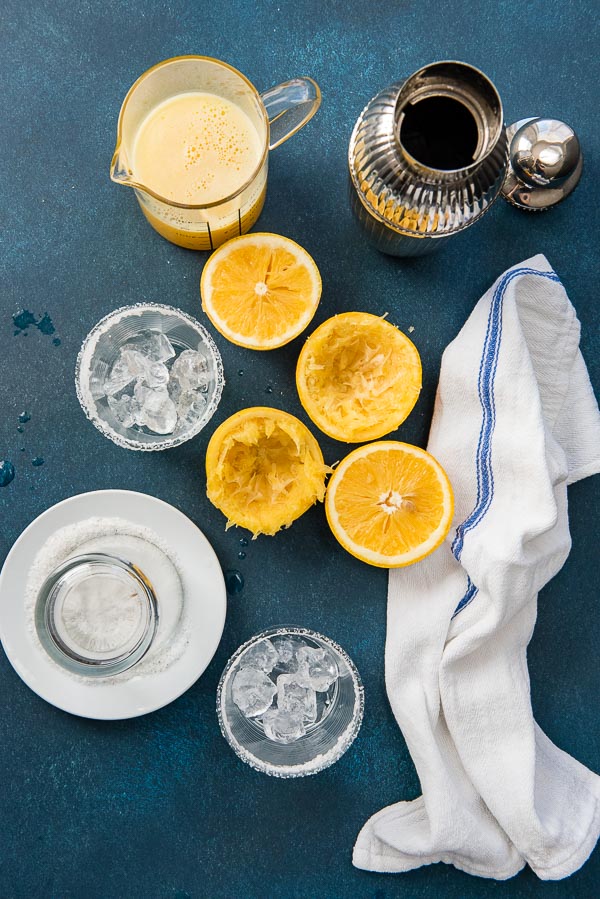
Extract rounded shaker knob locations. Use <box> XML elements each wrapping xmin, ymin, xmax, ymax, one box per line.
<box><xmin>501</xmin><ymin>117</ymin><xmax>583</xmax><ymax>211</ymax></box>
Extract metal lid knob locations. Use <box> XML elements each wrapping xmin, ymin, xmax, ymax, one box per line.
<box><xmin>501</xmin><ymin>117</ymin><xmax>583</xmax><ymax>211</ymax></box>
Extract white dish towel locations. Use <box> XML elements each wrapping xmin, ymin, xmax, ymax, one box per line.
<box><xmin>353</xmin><ymin>254</ymin><xmax>600</xmax><ymax>880</ymax></box>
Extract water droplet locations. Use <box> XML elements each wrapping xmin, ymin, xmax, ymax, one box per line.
<box><xmin>31</xmin><ymin>457</ymin><xmax>45</xmax><ymax>467</ymax></box>
<box><xmin>37</xmin><ymin>313</ymin><xmax>55</xmax><ymax>335</ymax></box>
<box><xmin>18</xmin><ymin>412</ymin><xmax>31</xmax><ymax>423</ymax></box>
<box><xmin>225</xmin><ymin>569</ymin><xmax>244</xmax><ymax>595</ymax></box>
<box><xmin>237</xmin><ymin>551</ymin><xmax>247</xmax><ymax>560</ymax></box>
<box><xmin>265</xmin><ymin>385</ymin><xmax>273</xmax><ymax>394</ymax></box>
<box><xmin>12</xmin><ymin>309</ymin><xmax>37</xmax><ymax>332</ymax></box>
<box><xmin>0</xmin><ymin>461</ymin><xmax>15</xmax><ymax>487</ymax></box>
<box><xmin>52</xmin><ymin>337</ymin><xmax>61</xmax><ymax>346</ymax></box>
<box><xmin>238</xmin><ymin>369</ymin><xmax>244</xmax><ymax>376</ymax></box>
<box><xmin>239</xmin><ymin>537</ymin><xmax>249</xmax><ymax>547</ymax></box>
<box><xmin>12</xmin><ymin>310</ymin><xmax>57</xmax><ymax>339</ymax></box>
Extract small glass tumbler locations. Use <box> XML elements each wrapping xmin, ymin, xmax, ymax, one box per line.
<box><xmin>35</xmin><ymin>553</ymin><xmax>158</xmax><ymax>677</ymax></box>
<box><xmin>217</xmin><ymin>626</ymin><xmax>364</xmax><ymax>777</ymax></box>
<box><xmin>75</xmin><ymin>303</ymin><xmax>224</xmax><ymax>451</ymax></box>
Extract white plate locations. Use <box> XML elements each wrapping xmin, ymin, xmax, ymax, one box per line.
<box><xmin>0</xmin><ymin>490</ymin><xmax>227</xmax><ymax>720</ymax></box>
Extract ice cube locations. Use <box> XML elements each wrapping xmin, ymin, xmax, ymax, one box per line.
<box><xmin>134</xmin><ymin>383</ymin><xmax>177</xmax><ymax>435</ymax></box>
<box><xmin>262</xmin><ymin>708</ymin><xmax>306</xmax><ymax>744</ymax></box>
<box><xmin>296</xmin><ymin>646</ymin><xmax>339</xmax><ymax>692</ymax></box>
<box><xmin>124</xmin><ymin>328</ymin><xmax>176</xmax><ymax>362</ymax></box>
<box><xmin>175</xmin><ymin>391</ymin><xmax>207</xmax><ymax>432</ymax></box>
<box><xmin>241</xmin><ymin>638</ymin><xmax>279</xmax><ymax>673</ymax></box>
<box><xmin>231</xmin><ymin>667</ymin><xmax>277</xmax><ymax>718</ymax></box>
<box><xmin>107</xmin><ymin>394</ymin><xmax>136</xmax><ymax>429</ymax></box>
<box><xmin>170</xmin><ymin>349</ymin><xmax>210</xmax><ymax>392</ymax></box>
<box><xmin>277</xmin><ymin>673</ymin><xmax>317</xmax><ymax>723</ymax></box>
<box><xmin>103</xmin><ymin>349</ymin><xmax>147</xmax><ymax>396</ymax></box>
<box><xmin>143</xmin><ymin>361</ymin><xmax>169</xmax><ymax>388</ymax></box>
<box><xmin>270</xmin><ymin>636</ymin><xmax>306</xmax><ymax>674</ymax></box>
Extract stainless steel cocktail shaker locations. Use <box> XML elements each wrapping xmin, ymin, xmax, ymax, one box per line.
<box><xmin>348</xmin><ymin>61</ymin><xmax>583</xmax><ymax>256</ymax></box>
<box><xmin>348</xmin><ymin>61</ymin><xmax>509</xmax><ymax>256</ymax></box>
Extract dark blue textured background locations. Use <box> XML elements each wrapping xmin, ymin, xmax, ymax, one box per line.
<box><xmin>1</xmin><ymin>1</ymin><xmax>599</xmax><ymax>897</ymax></box>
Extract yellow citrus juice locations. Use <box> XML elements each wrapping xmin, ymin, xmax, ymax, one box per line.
<box><xmin>132</xmin><ymin>92</ymin><xmax>265</xmax><ymax>249</ymax></box>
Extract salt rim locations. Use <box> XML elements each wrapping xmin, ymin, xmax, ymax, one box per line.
<box><xmin>75</xmin><ymin>303</ymin><xmax>225</xmax><ymax>451</ymax></box>
<box><xmin>25</xmin><ymin>517</ymin><xmax>191</xmax><ymax>685</ymax></box>
<box><xmin>216</xmin><ymin>626</ymin><xmax>365</xmax><ymax>777</ymax></box>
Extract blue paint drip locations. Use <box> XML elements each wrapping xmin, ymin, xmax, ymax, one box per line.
<box><xmin>0</xmin><ymin>461</ymin><xmax>15</xmax><ymax>486</ymax></box>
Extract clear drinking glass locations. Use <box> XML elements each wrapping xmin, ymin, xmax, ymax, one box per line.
<box><xmin>110</xmin><ymin>56</ymin><xmax>321</xmax><ymax>250</ymax></box>
<box><xmin>75</xmin><ymin>303</ymin><xmax>224</xmax><ymax>451</ymax></box>
<box><xmin>217</xmin><ymin>626</ymin><xmax>364</xmax><ymax>777</ymax></box>
<box><xmin>35</xmin><ymin>553</ymin><xmax>158</xmax><ymax>677</ymax></box>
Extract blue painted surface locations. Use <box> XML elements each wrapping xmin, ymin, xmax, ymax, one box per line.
<box><xmin>1</xmin><ymin>1</ymin><xmax>599</xmax><ymax>896</ymax></box>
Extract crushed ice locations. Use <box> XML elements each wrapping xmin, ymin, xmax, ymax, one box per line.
<box><xmin>101</xmin><ymin>330</ymin><xmax>211</xmax><ymax>436</ymax></box>
<box><xmin>231</xmin><ymin>636</ymin><xmax>339</xmax><ymax>744</ymax></box>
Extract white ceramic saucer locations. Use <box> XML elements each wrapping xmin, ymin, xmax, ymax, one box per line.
<box><xmin>0</xmin><ymin>490</ymin><xmax>227</xmax><ymax>720</ymax></box>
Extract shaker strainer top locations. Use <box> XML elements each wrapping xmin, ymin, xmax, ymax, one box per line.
<box><xmin>348</xmin><ymin>61</ymin><xmax>509</xmax><ymax>240</ymax></box>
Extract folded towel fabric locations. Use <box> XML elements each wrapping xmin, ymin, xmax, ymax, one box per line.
<box><xmin>354</xmin><ymin>255</ymin><xmax>600</xmax><ymax>880</ymax></box>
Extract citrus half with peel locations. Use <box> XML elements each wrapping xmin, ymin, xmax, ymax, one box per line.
<box><xmin>200</xmin><ymin>233</ymin><xmax>322</xmax><ymax>350</ymax></box>
<box><xmin>296</xmin><ymin>312</ymin><xmax>421</xmax><ymax>443</ymax></box>
<box><xmin>325</xmin><ymin>441</ymin><xmax>454</xmax><ymax>567</ymax></box>
<box><xmin>206</xmin><ymin>406</ymin><xmax>328</xmax><ymax>537</ymax></box>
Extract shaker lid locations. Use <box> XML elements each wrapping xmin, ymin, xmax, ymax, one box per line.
<box><xmin>501</xmin><ymin>117</ymin><xmax>583</xmax><ymax>211</ymax></box>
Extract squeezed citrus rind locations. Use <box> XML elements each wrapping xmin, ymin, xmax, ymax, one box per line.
<box><xmin>206</xmin><ymin>406</ymin><xmax>327</xmax><ymax>537</ymax></box>
<box><xmin>296</xmin><ymin>312</ymin><xmax>422</xmax><ymax>442</ymax></box>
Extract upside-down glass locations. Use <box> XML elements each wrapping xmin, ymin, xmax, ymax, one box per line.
<box><xmin>110</xmin><ymin>56</ymin><xmax>321</xmax><ymax>249</ymax></box>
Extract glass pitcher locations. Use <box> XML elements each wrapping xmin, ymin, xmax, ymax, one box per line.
<box><xmin>110</xmin><ymin>56</ymin><xmax>321</xmax><ymax>250</ymax></box>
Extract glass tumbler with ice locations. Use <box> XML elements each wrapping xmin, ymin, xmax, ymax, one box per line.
<box><xmin>217</xmin><ymin>626</ymin><xmax>364</xmax><ymax>777</ymax></box>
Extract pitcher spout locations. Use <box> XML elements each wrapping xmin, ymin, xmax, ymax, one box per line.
<box><xmin>110</xmin><ymin>144</ymin><xmax>134</xmax><ymax>185</ymax></box>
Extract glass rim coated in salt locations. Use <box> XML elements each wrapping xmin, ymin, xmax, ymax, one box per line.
<box><xmin>75</xmin><ymin>303</ymin><xmax>224</xmax><ymax>451</ymax></box>
<box><xmin>110</xmin><ymin>55</ymin><xmax>321</xmax><ymax>249</ymax></box>
<box><xmin>217</xmin><ymin>626</ymin><xmax>364</xmax><ymax>778</ymax></box>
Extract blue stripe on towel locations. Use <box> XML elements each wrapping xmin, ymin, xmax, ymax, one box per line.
<box><xmin>451</xmin><ymin>267</ymin><xmax>560</xmax><ymax>618</ymax></box>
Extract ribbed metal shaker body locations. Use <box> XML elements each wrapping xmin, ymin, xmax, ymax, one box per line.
<box><xmin>348</xmin><ymin>62</ymin><xmax>509</xmax><ymax>256</ymax></box>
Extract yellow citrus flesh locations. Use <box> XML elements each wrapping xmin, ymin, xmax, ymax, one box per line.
<box><xmin>325</xmin><ymin>441</ymin><xmax>454</xmax><ymax>568</ymax></box>
<box><xmin>206</xmin><ymin>407</ymin><xmax>327</xmax><ymax>537</ymax></box>
<box><xmin>200</xmin><ymin>233</ymin><xmax>322</xmax><ymax>350</ymax></box>
<box><xmin>296</xmin><ymin>312</ymin><xmax>421</xmax><ymax>443</ymax></box>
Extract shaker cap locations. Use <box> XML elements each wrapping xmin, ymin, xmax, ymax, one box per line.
<box><xmin>501</xmin><ymin>117</ymin><xmax>583</xmax><ymax>211</ymax></box>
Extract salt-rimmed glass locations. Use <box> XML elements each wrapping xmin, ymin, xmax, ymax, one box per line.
<box><xmin>35</xmin><ymin>553</ymin><xmax>158</xmax><ymax>677</ymax></box>
<box><xmin>217</xmin><ymin>626</ymin><xmax>364</xmax><ymax>777</ymax></box>
<box><xmin>75</xmin><ymin>303</ymin><xmax>224</xmax><ymax>450</ymax></box>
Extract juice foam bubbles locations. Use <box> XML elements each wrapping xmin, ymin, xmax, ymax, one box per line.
<box><xmin>132</xmin><ymin>91</ymin><xmax>263</xmax><ymax>205</ymax></box>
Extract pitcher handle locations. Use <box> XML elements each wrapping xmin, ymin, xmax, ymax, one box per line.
<box><xmin>260</xmin><ymin>77</ymin><xmax>321</xmax><ymax>150</ymax></box>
